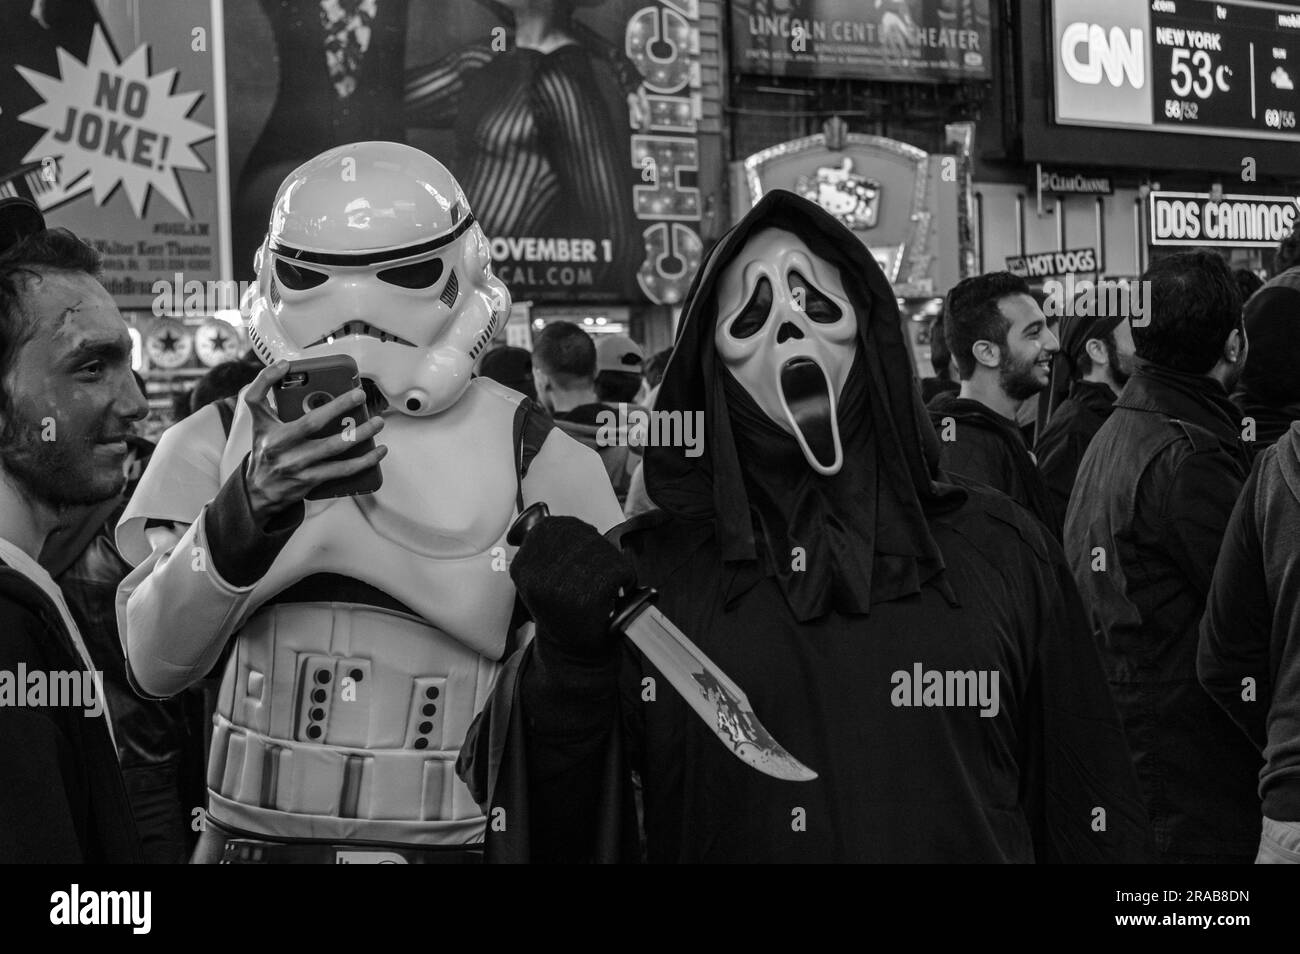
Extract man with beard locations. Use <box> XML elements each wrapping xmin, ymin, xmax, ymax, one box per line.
<box><xmin>1036</xmin><ymin>315</ymin><xmax>1136</xmax><ymax>529</ymax></box>
<box><xmin>927</xmin><ymin>273</ymin><xmax>1060</xmax><ymax>536</ymax></box>
<box><xmin>0</xmin><ymin>200</ymin><xmax>147</xmax><ymax>861</ymax></box>
<box><xmin>455</xmin><ymin>191</ymin><xmax>1152</xmax><ymax>863</ymax></box>
<box><xmin>1065</xmin><ymin>250</ymin><xmax>1260</xmax><ymax>864</ymax></box>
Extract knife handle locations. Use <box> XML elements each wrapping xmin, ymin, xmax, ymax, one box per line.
<box><xmin>507</xmin><ymin>501</ymin><xmax>550</xmax><ymax>546</ymax></box>
<box><xmin>610</xmin><ymin>585</ymin><xmax>658</xmax><ymax>633</ymax></box>
<box><xmin>505</xmin><ymin>500</ymin><xmax>657</xmax><ymax>633</ymax></box>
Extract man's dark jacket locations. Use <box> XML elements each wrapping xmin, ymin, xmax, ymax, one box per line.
<box><xmin>40</xmin><ymin>438</ymin><xmax>203</xmax><ymax>865</ymax></box>
<box><xmin>0</xmin><ymin>562</ymin><xmax>142</xmax><ymax>862</ymax></box>
<box><xmin>1199</xmin><ymin>422</ymin><xmax>1300</xmax><ymax>824</ymax></box>
<box><xmin>927</xmin><ymin>391</ymin><xmax>1059</xmax><ymax>537</ymax></box>
<box><xmin>1036</xmin><ymin>379</ymin><xmax>1117</xmax><ymax>531</ymax></box>
<box><xmin>1064</xmin><ymin>362</ymin><xmax>1262</xmax><ymax>860</ymax></box>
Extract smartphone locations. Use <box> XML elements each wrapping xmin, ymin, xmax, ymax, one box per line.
<box><xmin>272</xmin><ymin>354</ymin><xmax>383</xmax><ymax>499</ymax></box>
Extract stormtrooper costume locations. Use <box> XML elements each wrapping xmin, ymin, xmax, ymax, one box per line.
<box><xmin>458</xmin><ymin>190</ymin><xmax>1153</xmax><ymax>863</ymax></box>
<box><xmin>116</xmin><ymin>143</ymin><xmax>623</xmax><ymax>862</ymax></box>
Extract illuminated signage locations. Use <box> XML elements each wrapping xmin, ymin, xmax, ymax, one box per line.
<box><xmin>1149</xmin><ymin>191</ymin><xmax>1300</xmax><ymax>246</ymax></box>
<box><xmin>1053</xmin><ymin>0</ymin><xmax>1300</xmax><ymax>141</ymax></box>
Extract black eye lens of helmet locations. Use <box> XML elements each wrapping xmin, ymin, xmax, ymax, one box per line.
<box><xmin>730</xmin><ymin>276</ymin><xmax>773</xmax><ymax>340</ymax></box>
<box><xmin>377</xmin><ymin>258</ymin><xmax>445</xmax><ymax>289</ymax></box>
<box><xmin>788</xmin><ymin>270</ymin><xmax>842</xmax><ymax>324</ymax></box>
<box><xmin>274</xmin><ymin>258</ymin><xmax>329</xmax><ymax>290</ymax></box>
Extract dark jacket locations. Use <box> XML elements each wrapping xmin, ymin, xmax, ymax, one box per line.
<box><xmin>1036</xmin><ymin>379</ymin><xmax>1118</xmax><ymax>531</ymax></box>
<box><xmin>1232</xmin><ymin>392</ymin><xmax>1300</xmax><ymax>460</ymax></box>
<box><xmin>0</xmin><ymin>561</ymin><xmax>142</xmax><ymax>863</ymax></box>
<box><xmin>41</xmin><ymin>451</ymin><xmax>204</xmax><ymax>865</ymax></box>
<box><xmin>928</xmin><ymin>392</ymin><xmax>1059</xmax><ymax>537</ymax></box>
<box><xmin>1199</xmin><ymin>423</ymin><xmax>1300</xmax><ymax>822</ymax></box>
<box><xmin>920</xmin><ymin>375</ymin><xmax>959</xmax><ymax>404</ymax></box>
<box><xmin>1064</xmin><ymin>362</ymin><xmax>1262</xmax><ymax>860</ymax></box>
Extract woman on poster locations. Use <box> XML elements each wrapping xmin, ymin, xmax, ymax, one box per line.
<box><xmin>403</xmin><ymin>0</ymin><xmax>641</xmax><ymax>295</ymax></box>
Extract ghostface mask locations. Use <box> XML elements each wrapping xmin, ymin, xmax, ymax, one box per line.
<box><xmin>714</xmin><ymin>227</ymin><xmax>858</xmax><ymax>475</ymax></box>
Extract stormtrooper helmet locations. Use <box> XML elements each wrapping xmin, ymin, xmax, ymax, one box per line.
<box><xmin>714</xmin><ymin>226</ymin><xmax>858</xmax><ymax>475</ymax></box>
<box><xmin>246</xmin><ymin>141</ymin><xmax>509</xmax><ymax>416</ymax></box>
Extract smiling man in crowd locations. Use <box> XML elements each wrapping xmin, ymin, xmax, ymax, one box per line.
<box><xmin>927</xmin><ymin>272</ymin><xmax>1060</xmax><ymax>536</ymax></box>
<box><xmin>0</xmin><ymin>198</ymin><xmax>146</xmax><ymax>862</ymax></box>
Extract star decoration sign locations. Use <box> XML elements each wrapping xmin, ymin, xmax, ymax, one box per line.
<box><xmin>16</xmin><ymin>25</ymin><xmax>215</xmax><ymax>218</ymax></box>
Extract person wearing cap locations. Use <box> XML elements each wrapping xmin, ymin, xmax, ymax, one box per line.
<box><xmin>1231</xmin><ymin>268</ymin><xmax>1300</xmax><ymax>459</ymax></box>
<box><xmin>1035</xmin><ymin>313</ymin><xmax>1135</xmax><ymax>530</ymax></box>
<box><xmin>594</xmin><ymin>333</ymin><xmax>646</xmax><ymax>406</ymax></box>
<box><xmin>0</xmin><ymin>197</ymin><xmax>146</xmax><ymax>861</ymax></box>
<box><xmin>534</xmin><ymin>323</ymin><xmax>644</xmax><ymax>504</ymax></box>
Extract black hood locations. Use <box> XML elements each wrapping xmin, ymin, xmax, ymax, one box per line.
<box><xmin>644</xmin><ymin>190</ymin><xmax>964</xmax><ymax>620</ymax></box>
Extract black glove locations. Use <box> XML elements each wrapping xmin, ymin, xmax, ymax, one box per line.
<box><xmin>510</xmin><ymin>516</ymin><xmax>636</xmax><ymax>666</ymax></box>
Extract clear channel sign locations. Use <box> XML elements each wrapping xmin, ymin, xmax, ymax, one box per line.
<box><xmin>1052</xmin><ymin>0</ymin><xmax>1300</xmax><ymax>141</ymax></box>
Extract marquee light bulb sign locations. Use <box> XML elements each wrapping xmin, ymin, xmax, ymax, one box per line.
<box><xmin>1051</xmin><ymin>0</ymin><xmax>1300</xmax><ymax>141</ymax></box>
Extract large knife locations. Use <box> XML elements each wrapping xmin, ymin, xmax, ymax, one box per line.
<box><xmin>508</xmin><ymin>502</ymin><xmax>817</xmax><ymax>783</ymax></box>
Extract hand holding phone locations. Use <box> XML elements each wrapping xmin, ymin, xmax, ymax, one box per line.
<box><xmin>241</xmin><ymin>356</ymin><xmax>387</xmax><ymax>521</ymax></box>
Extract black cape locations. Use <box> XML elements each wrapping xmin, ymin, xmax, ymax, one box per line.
<box><xmin>459</xmin><ymin>191</ymin><xmax>1153</xmax><ymax>862</ymax></box>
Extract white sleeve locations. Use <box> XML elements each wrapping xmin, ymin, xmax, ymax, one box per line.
<box><xmin>114</xmin><ymin>404</ymin><xmax>255</xmax><ymax>698</ymax></box>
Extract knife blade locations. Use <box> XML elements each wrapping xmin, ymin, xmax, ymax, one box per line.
<box><xmin>509</xmin><ymin>502</ymin><xmax>818</xmax><ymax>782</ymax></box>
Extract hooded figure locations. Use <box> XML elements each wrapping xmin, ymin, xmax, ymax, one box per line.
<box><xmin>1231</xmin><ymin>269</ymin><xmax>1300</xmax><ymax>458</ymax></box>
<box><xmin>457</xmin><ymin>191</ymin><xmax>1152</xmax><ymax>863</ymax></box>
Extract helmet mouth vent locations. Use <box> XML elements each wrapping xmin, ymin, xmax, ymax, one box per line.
<box><xmin>305</xmin><ymin>321</ymin><xmax>417</xmax><ymax>348</ymax></box>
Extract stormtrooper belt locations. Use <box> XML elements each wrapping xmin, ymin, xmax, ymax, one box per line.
<box><xmin>221</xmin><ymin>837</ymin><xmax>483</xmax><ymax>865</ymax></box>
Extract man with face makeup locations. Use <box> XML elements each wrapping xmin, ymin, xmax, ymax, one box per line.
<box><xmin>927</xmin><ymin>273</ymin><xmax>1061</xmax><ymax>537</ymax></box>
<box><xmin>456</xmin><ymin>191</ymin><xmax>1152</xmax><ymax>863</ymax></box>
<box><xmin>0</xmin><ymin>199</ymin><xmax>146</xmax><ymax>861</ymax></box>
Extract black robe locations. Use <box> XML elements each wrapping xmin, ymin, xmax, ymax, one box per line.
<box><xmin>458</xmin><ymin>191</ymin><xmax>1152</xmax><ymax>862</ymax></box>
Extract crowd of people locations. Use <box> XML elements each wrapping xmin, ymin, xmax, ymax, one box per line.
<box><xmin>2</xmin><ymin>146</ymin><xmax>1299</xmax><ymax>864</ymax></box>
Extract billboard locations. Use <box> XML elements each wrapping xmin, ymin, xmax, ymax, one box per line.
<box><xmin>223</xmin><ymin>0</ymin><xmax>713</xmax><ymax>306</ymax></box>
<box><xmin>730</xmin><ymin>0</ymin><xmax>991</xmax><ymax>83</ymax></box>
<box><xmin>1052</xmin><ymin>0</ymin><xmax>1300</xmax><ymax>142</ymax></box>
<box><xmin>0</xmin><ymin>0</ymin><xmax>223</xmax><ymax>310</ymax></box>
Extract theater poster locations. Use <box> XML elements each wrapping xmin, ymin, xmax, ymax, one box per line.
<box><xmin>223</xmin><ymin>0</ymin><xmax>711</xmax><ymax>306</ymax></box>
<box><xmin>0</xmin><ymin>0</ymin><xmax>224</xmax><ymax>310</ymax></box>
<box><xmin>731</xmin><ymin>0</ymin><xmax>991</xmax><ymax>82</ymax></box>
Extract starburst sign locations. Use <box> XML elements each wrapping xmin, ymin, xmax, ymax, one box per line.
<box><xmin>16</xmin><ymin>25</ymin><xmax>214</xmax><ymax>218</ymax></box>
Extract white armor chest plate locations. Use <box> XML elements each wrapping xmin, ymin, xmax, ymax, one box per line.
<box><xmin>218</xmin><ymin>379</ymin><xmax>522</xmax><ymax>660</ymax></box>
<box><xmin>206</xmin><ymin>379</ymin><xmax>523</xmax><ymax>844</ymax></box>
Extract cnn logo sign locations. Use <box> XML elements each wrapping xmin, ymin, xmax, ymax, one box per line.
<box><xmin>1061</xmin><ymin>23</ymin><xmax>1145</xmax><ymax>89</ymax></box>
<box><xmin>1052</xmin><ymin>0</ymin><xmax>1153</xmax><ymax>127</ymax></box>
